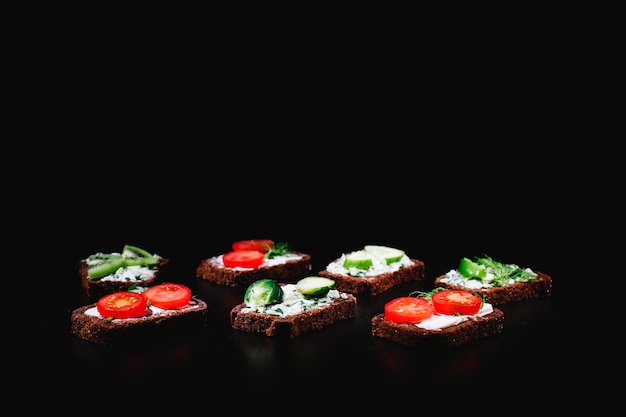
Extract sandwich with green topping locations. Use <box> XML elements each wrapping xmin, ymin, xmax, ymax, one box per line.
<box><xmin>318</xmin><ymin>245</ymin><xmax>425</xmax><ymax>296</ymax></box>
<box><xmin>79</xmin><ymin>244</ymin><xmax>169</xmax><ymax>299</ymax></box>
<box><xmin>196</xmin><ymin>239</ymin><xmax>312</xmax><ymax>287</ymax></box>
<box><xmin>230</xmin><ymin>276</ymin><xmax>357</xmax><ymax>338</ymax></box>
<box><xmin>433</xmin><ymin>255</ymin><xmax>552</xmax><ymax>305</ymax></box>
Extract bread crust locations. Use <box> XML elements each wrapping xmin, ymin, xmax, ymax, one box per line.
<box><xmin>196</xmin><ymin>252</ymin><xmax>312</xmax><ymax>287</ymax></box>
<box><xmin>79</xmin><ymin>258</ymin><xmax>170</xmax><ymax>300</ymax></box>
<box><xmin>371</xmin><ymin>308</ymin><xmax>504</xmax><ymax>347</ymax></box>
<box><xmin>433</xmin><ymin>271</ymin><xmax>553</xmax><ymax>305</ymax></box>
<box><xmin>70</xmin><ymin>298</ymin><xmax>208</xmax><ymax>345</ymax></box>
<box><xmin>318</xmin><ymin>258</ymin><xmax>425</xmax><ymax>296</ymax></box>
<box><xmin>230</xmin><ymin>294</ymin><xmax>357</xmax><ymax>338</ymax></box>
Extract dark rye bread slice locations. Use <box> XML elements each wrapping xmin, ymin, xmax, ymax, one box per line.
<box><xmin>433</xmin><ymin>271</ymin><xmax>553</xmax><ymax>306</ymax></box>
<box><xmin>196</xmin><ymin>252</ymin><xmax>312</xmax><ymax>287</ymax></box>
<box><xmin>70</xmin><ymin>298</ymin><xmax>208</xmax><ymax>345</ymax></box>
<box><xmin>230</xmin><ymin>294</ymin><xmax>357</xmax><ymax>338</ymax></box>
<box><xmin>79</xmin><ymin>258</ymin><xmax>170</xmax><ymax>300</ymax></box>
<box><xmin>317</xmin><ymin>258</ymin><xmax>425</xmax><ymax>296</ymax></box>
<box><xmin>371</xmin><ymin>308</ymin><xmax>505</xmax><ymax>348</ymax></box>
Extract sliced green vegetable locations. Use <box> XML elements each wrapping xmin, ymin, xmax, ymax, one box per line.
<box><xmin>343</xmin><ymin>250</ymin><xmax>373</xmax><ymax>269</ymax></box>
<box><xmin>88</xmin><ymin>257</ymin><xmax>127</xmax><ymax>280</ymax></box>
<box><xmin>296</xmin><ymin>276</ymin><xmax>335</xmax><ymax>298</ymax></box>
<box><xmin>88</xmin><ymin>253</ymin><xmax>124</xmax><ymax>261</ymax></box>
<box><xmin>244</xmin><ymin>279</ymin><xmax>284</xmax><ymax>307</ymax></box>
<box><xmin>87</xmin><ymin>245</ymin><xmax>159</xmax><ymax>279</ymax></box>
<box><xmin>124</xmin><ymin>256</ymin><xmax>159</xmax><ymax>267</ymax></box>
<box><xmin>364</xmin><ymin>245</ymin><xmax>405</xmax><ymax>264</ymax></box>
<box><xmin>458</xmin><ymin>257</ymin><xmax>487</xmax><ymax>280</ymax></box>
<box><xmin>122</xmin><ymin>244</ymin><xmax>154</xmax><ymax>258</ymax></box>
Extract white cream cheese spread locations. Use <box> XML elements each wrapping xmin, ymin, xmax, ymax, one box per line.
<box><xmin>439</xmin><ymin>268</ymin><xmax>537</xmax><ymax>289</ymax></box>
<box><xmin>241</xmin><ymin>284</ymin><xmax>349</xmax><ymax>317</ymax></box>
<box><xmin>84</xmin><ymin>302</ymin><xmax>203</xmax><ymax>319</ymax></box>
<box><xmin>325</xmin><ymin>253</ymin><xmax>414</xmax><ymax>278</ymax></box>
<box><xmin>96</xmin><ymin>265</ymin><xmax>157</xmax><ymax>283</ymax></box>
<box><xmin>415</xmin><ymin>303</ymin><xmax>494</xmax><ymax>330</ymax></box>
<box><xmin>85</xmin><ymin>251</ymin><xmax>162</xmax><ymax>282</ymax></box>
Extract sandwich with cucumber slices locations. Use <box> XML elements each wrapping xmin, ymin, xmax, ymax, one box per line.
<box><xmin>318</xmin><ymin>245</ymin><xmax>425</xmax><ymax>296</ymax></box>
<box><xmin>79</xmin><ymin>244</ymin><xmax>169</xmax><ymax>299</ymax></box>
<box><xmin>230</xmin><ymin>276</ymin><xmax>357</xmax><ymax>338</ymax></box>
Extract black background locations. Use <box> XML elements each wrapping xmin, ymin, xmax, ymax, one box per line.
<box><xmin>3</xmin><ymin>12</ymin><xmax>622</xmax><ymax>406</ymax></box>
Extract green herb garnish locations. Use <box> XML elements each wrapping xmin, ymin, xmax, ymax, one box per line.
<box><xmin>409</xmin><ymin>287</ymin><xmax>486</xmax><ymax>309</ymax></box>
<box><xmin>265</xmin><ymin>242</ymin><xmax>291</xmax><ymax>259</ymax></box>
<box><xmin>409</xmin><ymin>287</ymin><xmax>445</xmax><ymax>302</ymax></box>
<box><xmin>470</xmin><ymin>254</ymin><xmax>538</xmax><ymax>286</ymax></box>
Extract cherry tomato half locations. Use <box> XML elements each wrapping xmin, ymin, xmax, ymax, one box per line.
<box><xmin>384</xmin><ymin>297</ymin><xmax>434</xmax><ymax>323</ymax></box>
<box><xmin>232</xmin><ymin>239</ymin><xmax>274</xmax><ymax>253</ymax></box>
<box><xmin>97</xmin><ymin>291</ymin><xmax>148</xmax><ymax>319</ymax></box>
<box><xmin>431</xmin><ymin>289</ymin><xmax>482</xmax><ymax>315</ymax></box>
<box><xmin>222</xmin><ymin>250</ymin><xmax>265</xmax><ymax>268</ymax></box>
<box><xmin>143</xmin><ymin>282</ymin><xmax>192</xmax><ymax>309</ymax></box>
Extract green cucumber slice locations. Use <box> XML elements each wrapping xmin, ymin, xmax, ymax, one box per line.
<box><xmin>364</xmin><ymin>245</ymin><xmax>405</xmax><ymax>264</ymax></box>
<box><xmin>88</xmin><ymin>257</ymin><xmax>127</xmax><ymax>280</ymax></box>
<box><xmin>88</xmin><ymin>253</ymin><xmax>123</xmax><ymax>261</ymax></box>
<box><xmin>458</xmin><ymin>257</ymin><xmax>487</xmax><ymax>279</ymax></box>
<box><xmin>122</xmin><ymin>244</ymin><xmax>154</xmax><ymax>258</ymax></box>
<box><xmin>124</xmin><ymin>256</ymin><xmax>159</xmax><ymax>267</ymax></box>
<box><xmin>343</xmin><ymin>251</ymin><xmax>373</xmax><ymax>269</ymax></box>
<box><xmin>244</xmin><ymin>279</ymin><xmax>284</xmax><ymax>307</ymax></box>
<box><xmin>296</xmin><ymin>276</ymin><xmax>335</xmax><ymax>298</ymax></box>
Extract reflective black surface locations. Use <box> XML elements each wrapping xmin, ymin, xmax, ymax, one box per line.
<box><xmin>5</xmin><ymin>13</ymin><xmax>620</xmax><ymax>407</ymax></box>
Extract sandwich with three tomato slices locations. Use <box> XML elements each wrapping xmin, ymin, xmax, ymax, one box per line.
<box><xmin>70</xmin><ymin>282</ymin><xmax>208</xmax><ymax>345</ymax></box>
<box><xmin>196</xmin><ymin>239</ymin><xmax>312</xmax><ymax>287</ymax></box>
<box><xmin>371</xmin><ymin>288</ymin><xmax>504</xmax><ymax>347</ymax></box>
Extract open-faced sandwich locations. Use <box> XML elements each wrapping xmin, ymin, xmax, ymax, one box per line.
<box><xmin>371</xmin><ymin>288</ymin><xmax>504</xmax><ymax>347</ymax></box>
<box><xmin>70</xmin><ymin>282</ymin><xmax>208</xmax><ymax>345</ymax></box>
<box><xmin>230</xmin><ymin>276</ymin><xmax>357</xmax><ymax>338</ymax></box>
<box><xmin>79</xmin><ymin>244</ymin><xmax>169</xmax><ymax>299</ymax></box>
<box><xmin>196</xmin><ymin>239</ymin><xmax>312</xmax><ymax>287</ymax></box>
<box><xmin>433</xmin><ymin>254</ymin><xmax>552</xmax><ymax>305</ymax></box>
<box><xmin>318</xmin><ymin>245</ymin><xmax>425</xmax><ymax>296</ymax></box>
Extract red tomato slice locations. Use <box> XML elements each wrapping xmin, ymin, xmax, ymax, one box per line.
<box><xmin>97</xmin><ymin>291</ymin><xmax>148</xmax><ymax>319</ymax></box>
<box><xmin>232</xmin><ymin>239</ymin><xmax>274</xmax><ymax>253</ymax></box>
<box><xmin>143</xmin><ymin>283</ymin><xmax>192</xmax><ymax>309</ymax></box>
<box><xmin>222</xmin><ymin>250</ymin><xmax>265</xmax><ymax>268</ymax></box>
<box><xmin>431</xmin><ymin>290</ymin><xmax>482</xmax><ymax>315</ymax></box>
<box><xmin>384</xmin><ymin>297</ymin><xmax>435</xmax><ymax>323</ymax></box>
